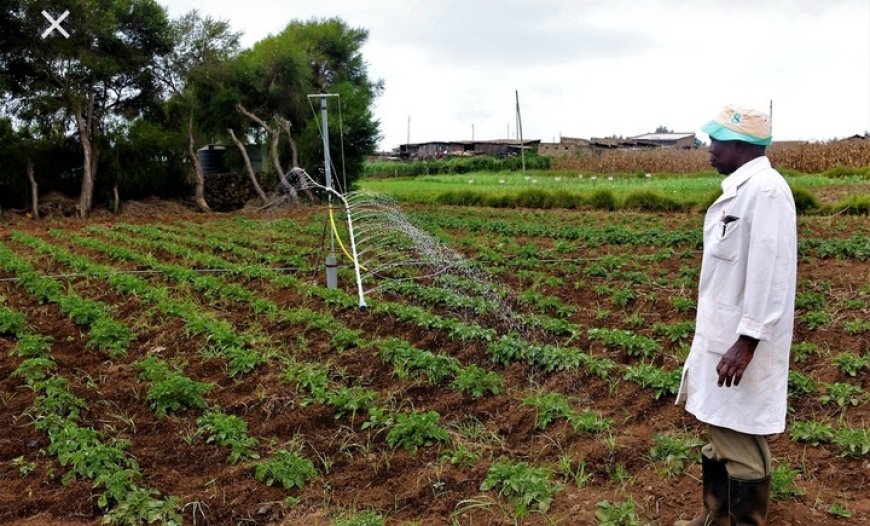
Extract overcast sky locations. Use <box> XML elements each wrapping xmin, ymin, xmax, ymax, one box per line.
<box><xmin>160</xmin><ymin>0</ymin><xmax>870</xmax><ymax>150</ymax></box>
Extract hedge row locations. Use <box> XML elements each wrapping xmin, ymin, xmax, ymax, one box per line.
<box><xmin>433</xmin><ymin>188</ymin><xmax>869</xmax><ymax>215</ymax></box>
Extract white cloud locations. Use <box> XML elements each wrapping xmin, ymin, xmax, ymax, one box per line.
<box><xmin>160</xmin><ymin>0</ymin><xmax>870</xmax><ymax>149</ymax></box>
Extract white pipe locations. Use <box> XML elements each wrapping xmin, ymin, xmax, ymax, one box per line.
<box><xmin>303</xmin><ymin>172</ymin><xmax>367</xmax><ymax>309</ymax></box>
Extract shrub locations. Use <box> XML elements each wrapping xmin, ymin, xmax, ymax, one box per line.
<box><xmin>789</xmin><ymin>187</ymin><xmax>820</xmax><ymax>214</ymax></box>
<box><xmin>827</xmin><ymin>194</ymin><xmax>870</xmax><ymax>215</ymax></box>
<box><xmin>623</xmin><ymin>190</ymin><xmax>684</xmax><ymax>212</ymax></box>
<box><xmin>696</xmin><ymin>190</ymin><xmax>722</xmax><ymax>211</ymax></box>
<box><xmin>589</xmin><ymin>189</ymin><xmax>617</xmax><ymax>210</ymax></box>
<box><xmin>485</xmin><ymin>193</ymin><xmax>517</xmax><ymax>208</ymax></box>
<box><xmin>515</xmin><ymin>189</ymin><xmax>553</xmax><ymax>209</ymax></box>
<box><xmin>436</xmin><ymin>190</ymin><xmax>486</xmax><ymax>206</ymax></box>
<box><xmin>552</xmin><ymin>189</ymin><xmax>584</xmax><ymax>208</ymax></box>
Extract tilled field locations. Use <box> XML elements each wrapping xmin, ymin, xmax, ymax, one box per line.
<box><xmin>0</xmin><ymin>206</ymin><xmax>867</xmax><ymax>525</ymax></box>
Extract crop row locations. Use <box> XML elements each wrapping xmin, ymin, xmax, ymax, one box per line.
<box><xmin>1</xmin><ymin>299</ymin><xmax>182</xmax><ymax>525</ymax></box>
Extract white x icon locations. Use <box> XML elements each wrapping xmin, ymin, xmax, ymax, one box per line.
<box><xmin>41</xmin><ymin>10</ymin><xmax>70</xmax><ymax>39</ymax></box>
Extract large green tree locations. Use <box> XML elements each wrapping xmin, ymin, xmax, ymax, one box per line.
<box><xmin>1</xmin><ymin>0</ymin><xmax>172</xmax><ymax>217</ymax></box>
<box><xmin>155</xmin><ymin>10</ymin><xmax>241</xmax><ymax>211</ymax></box>
<box><xmin>194</xmin><ymin>17</ymin><xmax>382</xmax><ymax>195</ymax></box>
<box><xmin>1</xmin><ymin>11</ymin><xmax>382</xmax><ymax>213</ymax></box>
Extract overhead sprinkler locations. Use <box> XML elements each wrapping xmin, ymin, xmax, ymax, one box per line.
<box><xmin>292</xmin><ymin>171</ymin><xmax>529</xmax><ymax>335</ymax></box>
<box><xmin>302</xmin><ymin>170</ymin><xmax>367</xmax><ymax>311</ymax></box>
<box><xmin>306</xmin><ymin>93</ymin><xmax>367</xmax><ymax>310</ymax></box>
<box><xmin>296</xmin><ymin>95</ymin><xmax>520</xmax><ymax>329</ymax></box>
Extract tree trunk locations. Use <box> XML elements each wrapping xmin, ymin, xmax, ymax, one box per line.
<box><xmin>275</xmin><ymin>116</ymin><xmax>315</xmax><ymax>200</ymax></box>
<box><xmin>275</xmin><ymin>116</ymin><xmax>300</xmax><ymax>168</ymax></box>
<box><xmin>112</xmin><ymin>183</ymin><xmax>120</xmax><ymax>214</ymax></box>
<box><xmin>187</xmin><ymin>116</ymin><xmax>211</xmax><ymax>212</ymax></box>
<box><xmin>235</xmin><ymin>104</ymin><xmax>299</xmax><ymax>204</ymax></box>
<box><xmin>73</xmin><ymin>106</ymin><xmax>94</xmax><ymax>219</ymax></box>
<box><xmin>228</xmin><ymin>127</ymin><xmax>269</xmax><ymax>204</ymax></box>
<box><xmin>27</xmin><ymin>159</ymin><xmax>39</xmax><ymax>220</ymax></box>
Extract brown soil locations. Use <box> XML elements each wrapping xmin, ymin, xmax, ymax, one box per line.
<box><xmin>0</xmin><ymin>202</ymin><xmax>867</xmax><ymax>525</ymax></box>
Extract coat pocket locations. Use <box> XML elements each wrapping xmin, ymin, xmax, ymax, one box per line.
<box><xmin>710</xmin><ymin>219</ymin><xmax>742</xmax><ymax>262</ymax></box>
<box><xmin>700</xmin><ymin>302</ymin><xmax>743</xmax><ymax>355</ymax></box>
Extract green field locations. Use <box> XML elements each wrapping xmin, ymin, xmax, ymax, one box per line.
<box><xmin>359</xmin><ymin>171</ymin><xmax>870</xmax><ymax>208</ymax></box>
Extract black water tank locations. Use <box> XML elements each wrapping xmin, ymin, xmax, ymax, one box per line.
<box><xmin>197</xmin><ymin>144</ymin><xmax>227</xmax><ymax>175</ymax></box>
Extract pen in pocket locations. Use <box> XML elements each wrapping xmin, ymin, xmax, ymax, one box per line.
<box><xmin>721</xmin><ymin>215</ymin><xmax>739</xmax><ymax>237</ymax></box>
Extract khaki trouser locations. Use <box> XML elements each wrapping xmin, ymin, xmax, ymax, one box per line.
<box><xmin>701</xmin><ymin>425</ymin><xmax>771</xmax><ymax>480</ymax></box>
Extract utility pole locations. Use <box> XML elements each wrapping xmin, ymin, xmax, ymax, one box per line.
<box><xmin>472</xmin><ymin>123</ymin><xmax>475</xmax><ymax>141</ymax></box>
<box><xmin>515</xmin><ymin>90</ymin><xmax>526</xmax><ymax>172</ymax></box>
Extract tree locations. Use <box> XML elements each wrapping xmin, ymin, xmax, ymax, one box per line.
<box><xmin>655</xmin><ymin>125</ymin><xmax>673</xmax><ymax>134</ymax></box>
<box><xmin>223</xmin><ymin>18</ymin><xmax>382</xmax><ymax>193</ymax></box>
<box><xmin>0</xmin><ymin>116</ymin><xmax>74</xmax><ymax>217</ymax></box>
<box><xmin>155</xmin><ymin>10</ymin><xmax>241</xmax><ymax>211</ymax></box>
<box><xmin>1</xmin><ymin>0</ymin><xmax>173</xmax><ymax>218</ymax></box>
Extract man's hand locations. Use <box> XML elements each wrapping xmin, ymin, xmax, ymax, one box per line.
<box><xmin>716</xmin><ymin>335</ymin><xmax>759</xmax><ymax>387</ymax></box>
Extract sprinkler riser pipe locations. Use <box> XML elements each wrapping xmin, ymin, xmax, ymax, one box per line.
<box><xmin>325</xmin><ymin>254</ymin><xmax>338</xmax><ymax>289</ymax></box>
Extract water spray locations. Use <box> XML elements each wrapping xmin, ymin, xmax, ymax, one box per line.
<box><xmin>307</xmin><ymin>93</ymin><xmax>367</xmax><ymax>310</ymax></box>
<box><xmin>302</xmin><ymin>171</ymin><xmax>368</xmax><ymax>310</ymax></box>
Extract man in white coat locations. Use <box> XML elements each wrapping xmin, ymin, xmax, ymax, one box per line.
<box><xmin>674</xmin><ymin>105</ymin><xmax>797</xmax><ymax>526</ymax></box>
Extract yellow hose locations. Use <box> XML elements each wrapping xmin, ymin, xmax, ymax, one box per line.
<box><xmin>329</xmin><ymin>206</ymin><xmax>368</xmax><ymax>271</ymax></box>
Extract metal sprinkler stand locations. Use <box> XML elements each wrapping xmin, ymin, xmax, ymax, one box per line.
<box><xmin>308</xmin><ymin>93</ymin><xmax>367</xmax><ymax>310</ymax></box>
<box><xmin>305</xmin><ymin>173</ymin><xmax>368</xmax><ymax>310</ymax></box>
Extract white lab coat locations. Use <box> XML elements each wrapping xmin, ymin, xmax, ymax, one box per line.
<box><xmin>676</xmin><ymin>156</ymin><xmax>797</xmax><ymax>435</ymax></box>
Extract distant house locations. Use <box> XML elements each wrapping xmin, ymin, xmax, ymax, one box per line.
<box><xmin>589</xmin><ymin>137</ymin><xmax>633</xmax><ymax>149</ymax></box>
<box><xmin>399</xmin><ymin>139</ymin><xmax>539</xmax><ymax>160</ymax></box>
<box><xmin>400</xmin><ymin>141</ymin><xmax>468</xmax><ymax>159</ymax></box>
<box><xmin>539</xmin><ymin>136</ymin><xmax>590</xmax><ymax>156</ymax></box>
<box><xmin>538</xmin><ymin>132</ymin><xmax>699</xmax><ymax>157</ymax></box>
<box><xmin>473</xmin><ymin>139</ymin><xmax>540</xmax><ymax>157</ymax></box>
<box><xmin>629</xmin><ymin>132</ymin><xmax>697</xmax><ymax>149</ymax></box>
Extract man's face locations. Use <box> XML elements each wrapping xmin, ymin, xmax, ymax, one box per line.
<box><xmin>707</xmin><ymin>138</ymin><xmax>742</xmax><ymax>175</ymax></box>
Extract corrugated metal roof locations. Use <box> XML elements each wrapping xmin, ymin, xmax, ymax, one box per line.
<box><xmin>631</xmin><ymin>133</ymin><xmax>695</xmax><ymax>141</ymax></box>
